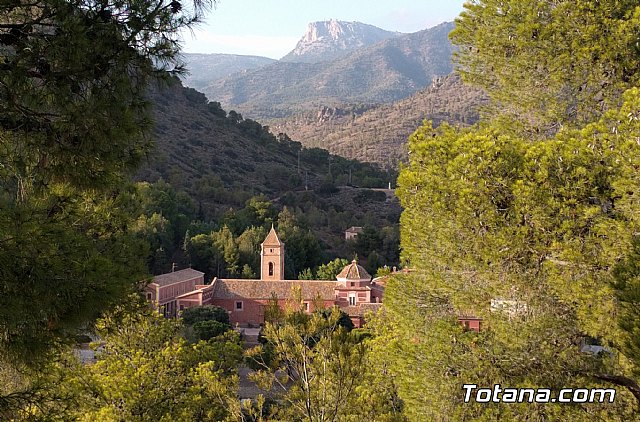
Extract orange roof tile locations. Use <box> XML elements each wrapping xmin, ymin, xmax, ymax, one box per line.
<box><xmin>212</xmin><ymin>279</ymin><xmax>336</xmax><ymax>301</ymax></box>
<box><xmin>336</xmin><ymin>260</ymin><xmax>371</xmax><ymax>281</ymax></box>
<box><xmin>262</xmin><ymin>225</ymin><xmax>283</xmax><ymax>246</ymax></box>
<box><xmin>151</xmin><ymin>268</ymin><xmax>204</xmax><ymax>287</ymax></box>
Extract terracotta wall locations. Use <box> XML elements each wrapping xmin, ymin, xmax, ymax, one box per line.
<box><xmin>212</xmin><ymin>298</ymin><xmax>337</xmax><ymax>326</ymax></box>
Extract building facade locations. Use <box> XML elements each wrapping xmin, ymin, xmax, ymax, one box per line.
<box><xmin>145</xmin><ymin>268</ymin><xmax>213</xmax><ymax>317</ymax></box>
<box><xmin>344</xmin><ymin>226</ymin><xmax>363</xmax><ymax>240</ymax></box>
<box><xmin>147</xmin><ymin>226</ymin><xmax>384</xmax><ymax>327</ymax></box>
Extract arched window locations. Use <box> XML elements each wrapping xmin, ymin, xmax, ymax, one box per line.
<box><xmin>269</xmin><ymin>262</ymin><xmax>274</xmax><ymax>276</ymax></box>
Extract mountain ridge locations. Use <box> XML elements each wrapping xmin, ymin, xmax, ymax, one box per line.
<box><xmin>180</xmin><ymin>53</ymin><xmax>276</xmax><ymax>92</ymax></box>
<box><xmin>280</xmin><ymin>20</ymin><xmax>401</xmax><ymax>63</ymax></box>
<box><xmin>201</xmin><ymin>21</ymin><xmax>456</xmax><ymax>121</ymax></box>
<box><xmin>269</xmin><ymin>73</ymin><xmax>487</xmax><ymax>167</ymax></box>
<box><xmin>137</xmin><ymin>79</ymin><xmax>393</xmax><ymax>220</ymax></box>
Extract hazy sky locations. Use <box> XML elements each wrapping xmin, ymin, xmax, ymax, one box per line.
<box><xmin>183</xmin><ymin>0</ymin><xmax>467</xmax><ymax>59</ymax></box>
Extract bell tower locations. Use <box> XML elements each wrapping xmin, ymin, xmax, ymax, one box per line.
<box><xmin>261</xmin><ymin>225</ymin><xmax>285</xmax><ymax>280</ymax></box>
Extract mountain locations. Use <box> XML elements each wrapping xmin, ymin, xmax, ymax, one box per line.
<box><xmin>136</xmin><ymin>79</ymin><xmax>394</xmax><ymax>220</ymax></box>
<box><xmin>269</xmin><ymin>73</ymin><xmax>487</xmax><ymax>167</ymax></box>
<box><xmin>201</xmin><ymin>22</ymin><xmax>456</xmax><ymax>120</ymax></box>
<box><xmin>135</xmin><ymin>80</ymin><xmax>401</xmax><ymax>270</ymax></box>
<box><xmin>180</xmin><ymin>53</ymin><xmax>276</xmax><ymax>92</ymax></box>
<box><xmin>280</xmin><ymin>20</ymin><xmax>400</xmax><ymax>63</ymax></box>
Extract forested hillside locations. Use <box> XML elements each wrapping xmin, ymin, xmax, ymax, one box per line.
<box><xmin>270</xmin><ymin>73</ymin><xmax>486</xmax><ymax>166</ymax></box>
<box><xmin>130</xmin><ymin>78</ymin><xmax>401</xmax><ymax>279</ymax></box>
<box><xmin>139</xmin><ymin>78</ymin><xmax>396</xmax><ymax>213</ymax></box>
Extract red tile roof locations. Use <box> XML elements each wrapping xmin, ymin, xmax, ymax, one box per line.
<box><xmin>151</xmin><ymin>268</ymin><xmax>204</xmax><ymax>287</ymax></box>
<box><xmin>336</xmin><ymin>260</ymin><xmax>371</xmax><ymax>280</ymax></box>
<box><xmin>262</xmin><ymin>225</ymin><xmax>283</xmax><ymax>246</ymax></box>
<box><xmin>334</xmin><ymin>286</ymin><xmax>371</xmax><ymax>291</ymax></box>
<box><xmin>212</xmin><ymin>279</ymin><xmax>337</xmax><ymax>301</ymax></box>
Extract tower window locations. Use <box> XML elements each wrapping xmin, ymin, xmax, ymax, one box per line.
<box><xmin>270</xmin><ymin>248</ymin><xmax>273</xmax><ymax>253</ymax></box>
<box><xmin>269</xmin><ymin>262</ymin><xmax>274</xmax><ymax>276</ymax></box>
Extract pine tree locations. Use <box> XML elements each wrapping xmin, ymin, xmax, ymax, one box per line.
<box><xmin>450</xmin><ymin>0</ymin><xmax>640</xmax><ymax>138</ymax></box>
<box><xmin>0</xmin><ymin>0</ymin><xmax>215</xmax><ymax>366</ymax></box>
<box><xmin>379</xmin><ymin>91</ymin><xmax>640</xmax><ymax>418</ymax></box>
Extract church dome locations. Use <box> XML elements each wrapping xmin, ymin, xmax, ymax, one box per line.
<box><xmin>336</xmin><ymin>259</ymin><xmax>371</xmax><ymax>281</ymax></box>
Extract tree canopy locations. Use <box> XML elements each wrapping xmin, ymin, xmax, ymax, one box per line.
<box><xmin>0</xmin><ymin>0</ymin><xmax>214</xmax><ymax>365</ymax></box>
<box><xmin>374</xmin><ymin>1</ymin><xmax>640</xmax><ymax>419</ymax></box>
<box><xmin>246</xmin><ymin>306</ymin><xmax>405</xmax><ymax>421</ymax></box>
<box><xmin>450</xmin><ymin>0</ymin><xmax>640</xmax><ymax>138</ymax></box>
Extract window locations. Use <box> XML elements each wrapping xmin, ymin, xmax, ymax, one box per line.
<box><xmin>235</xmin><ymin>301</ymin><xmax>243</xmax><ymax>311</ymax></box>
<box><xmin>270</xmin><ymin>248</ymin><xmax>273</xmax><ymax>253</ymax></box>
<box><xmin>350</xmin><ymin>282</ymin><xmax>355</xmax><ymax>287</ymax></box>
<box><xmin>348</xmin><ymin>295</ymin><xmax>356</xmax><ymax>306</ymax></box>
<box><xmin>146</xmin><ymin>292</ymin><xmax>152</xmax><ymax>300</ymax></box>
<box><xmin>179</xmin><ymin>304</ymin><xmax>184</xmax><ymax>311</ymax></box>
<box><xmin>268</xmin><ymin>262</ymin><xmax>274</xmax><ymax>276</ymax></box>
<box><xmin>303</xmin><ymin>302</ymin><xmax>310</xmax><ymax>312</ymax></box>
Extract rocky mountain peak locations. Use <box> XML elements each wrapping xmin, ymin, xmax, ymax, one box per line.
<box><xmin>281</xmin><ymin>20</ymin><xmax>400</xmax><ymax>63</ymax></box>
<box><xmin>302</xmin><ymin>19</ymin><xmax>348</xmax><ymax>43</ymax></box>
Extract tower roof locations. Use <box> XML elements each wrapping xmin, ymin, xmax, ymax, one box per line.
<box><xmin>262</xmin><ymin>225</ymin><xmax>283</xmax><ymax>246</ymax></box>
<box><xmin>336</xmin><ymin>259</ymin><xmax>371</xmax><ymax>281</ymax></box>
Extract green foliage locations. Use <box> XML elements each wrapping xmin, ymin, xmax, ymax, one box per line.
<box><xmin>381</xmin><ymin>88</ymin><xmax>640</xmax><ymax>418</ymax></box>
<box><xmin>263</xmin><ymin>293</ymin><xmax>285</xmax><ymax>325</ymax></box>
<box><xmin>186</xmin><ymin>225</ymin><xmax>241</xmax><ymax>278</ymax></box>
<box><xmin>0</xmin><ymin>183</ymin><xmax>148</xmax><ymax>365</ymax></box>
<box><xmin>365</xmin><ymin>251</ymin><xmax>382</xmax><ymax>275</ymax></box>
<box><xmin>0</xmin><ymin>0</ymin><xmax>214</xmax><ymax>367</ymax></box>
<box><xmin>241</xmin><ymin>263</ymin><xmax>257</xmax><ymax>279</ymax></box>
<box><xmin>246</xmin><ymin>307</ymin><xmax>404</xmax><ymax>421</ymax></box>
<box><xmin>223</xmin><ymin>196</ymin><xmax>276</xmax><ymax>235</ymax></box>
<box><xmin>1</xmin><ymin>299</ymin><xmax>242</xmax><ymax>420</ymax></box>
<box><xmin>0</xmin><ymin>354</ymin><xmax>82</xmax><ymax>420</ymax></box>
<box><xmin>375</xmin><ymin>266</ymin><xmax>391</xmax><ymax>278</ymax></box>
<box><xmin>316</xmin><ymin>258</ymin><xmax>350</xmax><ymax>280</ymax></box>
<box><xmin>353</xmin><ymin>189</ymin><xmax>387</xmax><ymax>204</ymax></box>
<box><xmin>317</xmin><ymin>174</ymin><xmax>339</xmax><ymax>194</ymax></box>
<box><xmin>451</xmin><ymin>0</ymin><xmax>640</xmax><ymax>138</ymax></box>
<box><xmin>298</xmin><ymin>267</ymin><xmax>315</xmax><ymax>280</ymax></box>
<box><xmin>192</xmin><ymin>320</ymin><xmax>230</xmax><ymax>341</ymax></box>
<box><xmin>316</xmin><ymin>307</ymin><xmax>354</xmax><ymax>332</ymax></box>
<box><xmin>277</xmin><ymin>207</ymin><xmax>323</xmax><ymax>278</ymax></box>
<box><xmin>76</xmin><ymin>302</ymin><xmax>241</xmax><ymax>421</ymax></box>
<box><xmin>355</xmin><ymin>225</ymin><xmax>383</xmax><ymax>257</ymax></box>
<box><xmin>181</xmin><ymin>305</ymin><xmax>230</xmax><ymax>326</ymax></box>
<box><xmin>613</xmin><ymin>236</ymin><xmax>640</xmax><ymax>379</ymax></box>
